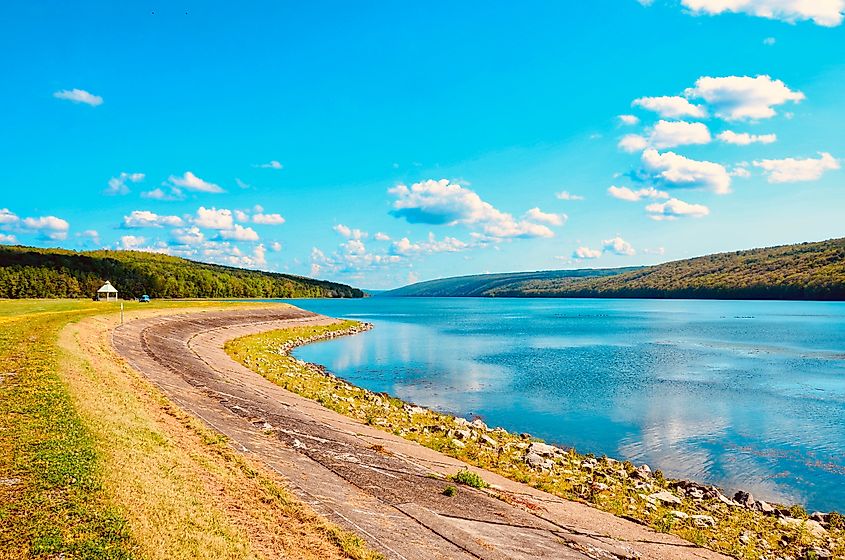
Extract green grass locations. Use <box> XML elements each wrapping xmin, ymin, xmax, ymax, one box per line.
<box><xmin>0</xmin><ymin>300</ymin><xmax>137</xmax><ymax>559</ymax></box>
<box><xmin>451</xmin><ymin>470</ymin><xmax>488</xmax><ymax>489</ymax></box>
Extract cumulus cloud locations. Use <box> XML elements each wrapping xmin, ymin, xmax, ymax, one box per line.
<box><xmin>753</xmin><ymin>152</ymin><xmax>840</xmax><ymax>183</ymax></box>
<box><xmin>219</xmin><ymin>224</ymin><xmax>260</xmax><ymax>241</ymax></box>
<box><xmin>717</xmin><ymin>130</ymin><xmax>777</xmax><ymax>145</ymax></box>
<box><xmin>171</xmin><ymin>226</ymin><xmax>205</xmax><ymax>246</ymax></box>
<box><xmin>104</xmin><ymin>172</ymin><xmax>144</xmax><ymax>195</ymax></box>
<box><xmin>618</xmin><ymin>114</ymin><xmax>640</xmax><ymax>125</ymax></box>
<box><xmin>632</xmin><ymin>96</ymin><xmax>707</xmax><ymax>119</ymax></box>
<box><xmin>119</xmin><ymin>235</ymin><xmax>146</xmax><ymax>249</ymax></box>
<box><xmin>388</xmin><ymin>179</ymin><xmax>553</xmax><ymax>239</ymax></box>
<box><xmin>391</xmin><ymin>233</ymin><xmax>469</xmax><ymax>255</ymax></box>
<box><xmin>122</xmin><ymin>210</ymin><xmax>184</xmax><ymax>228</ymax></box>
<box><xmin>646</xmin><ymin>198</ymin><xmax>711</xmax><ymax>220</ymax></box>
<box><xmin>523</xmin><ymin>208</ymin><xmax>568</xmax><ymax>226</ymax></box>
<box><xmin>166</xmin><ymin>171</ymin><xmax>224</xmax><ymax>193</ymax></box>
<box><xmin>572</xmin><ymin>246</ymin><xmax>602</xmax><ymax>259</ymax></box>
<box><xmin>270</xmin><ymin>241</ymin><xmax>283</xmax><ymax>252</ymax></box>
<box><xmin>0</xmin><ymin>209</ymin><xmax>20</xmax><ymax>225</ymax></box>
<box><xmin>253</xmin><ymin>212</ymin><xmax>285</xmax><ymax>225</ymax></box>
<box><xmin>141</xmin><ymin>187</ymin><xmax>184</xmax><ymax>201</ymax></box>
<box><xmin>680</xmin><ymin>0</ymin><xmax>844</xmax><ymax>27</ymax></box>
<box><xmin>649</xmin><ymin>120</ymin><xmax>711</xmax><ymax>149</ymax></box>
<box><xmin>0</xmin><ymin>233</ymin><xmax>17</xmax><ymax>244</ymax></box>
<box><xmin>53</xmin><ymin>88</ymin><xmax>103</xmax><ymax>106</ymax></box>
<box><xmin>642</xmin><ymin>148</ymin><xmax>732</xmax><ymax>194</ymax></box>
<box><xmin>602</xmin><ymin>236</ymin><xmax>636</xmax><ymax>256</ymax></box>
<box><xmin>685</xmin><ymin>75</ymin><xmax>804</xmax><ymax>121</ymax></box>
<box><xmin>620</xmin><ymin>121</ymin><xmax>712</xmax><ymax>152</ymax></box>
<box><xmin>374</xmin><ymin>232</ymin><xmax>391</xmax><ymax>241</ymax></box>
<box><xmin>608</xmin><ymin>185</ymin><xmax>669</xmax><ymax>201</ymax></box>
<box><xmin>555</xmin><ymin>191</ymin><xmax>585</xmax><ymax>201</ymax></box>
<box><xmin>194</xmin><ymin>207</ymin><xmax>234</xmax><ymax>229</ymax></box>
<box><xmin>334</xmin><ymin>224</ymin><xmax>367</xmax><ymax>239</ymax></box>
<box><xmin>618</xmin><ymin>134</ymin><xmax>649</xmax><ymax>153</ymax></box>
<box><xmin>22</xmin><ymin>215</ymin><xmax>70</xmax><ymax>240</ymax></box>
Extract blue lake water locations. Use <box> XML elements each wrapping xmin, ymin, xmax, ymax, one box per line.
<box><xmin>278</xmin><ymin>297</ymin><xmax>845</xmax><ymax>512</ymax></box>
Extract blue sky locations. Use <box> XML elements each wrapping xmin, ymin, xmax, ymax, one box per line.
<box><xmin>1</xmin><ymin>1</ymin><xmax>844</xmax><ymax>289</ymax></box>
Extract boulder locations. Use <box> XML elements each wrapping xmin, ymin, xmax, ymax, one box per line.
<box><xmin>528</xmin><ymin>442</ymin><xmax>558</xmax><ymax>457</ymax></box>
<box><xmin>648</xmin><ymin>491</ymin><xmax>682</xmax><ymax>506</ymax></box>
<box><xmin>691</xmin><ymin>514</ymin><xmax>716</xmax><ymax>528</ymax></box>
<box><xmin>733</xmin><ymin>491</ymin><xmax>754</xmax><ymax>508</ymax></box>
<box><xmin>525</xmin><ymin>452</ymin><xmax>545</xmax><ymax>468</ymax></box>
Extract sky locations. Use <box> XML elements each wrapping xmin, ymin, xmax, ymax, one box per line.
<box><xmin>1</xmin><ymin>1</ymin><xmax>844</xmax><ymax>289</ymax></box>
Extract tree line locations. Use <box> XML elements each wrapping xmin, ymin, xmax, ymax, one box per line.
<box><xmin>0</xmin><ymin>246</ymin><xmax>365</xmax><ymax>299</ymax></box>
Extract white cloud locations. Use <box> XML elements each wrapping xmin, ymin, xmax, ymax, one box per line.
<box><xmin>632</xmin><ymin>96</ymin><xmax>707</xmax><ymax>119</ymax></box>
<box><xmin>104</xmin><ymin>172</ymin><xmax>144</xmax><ymax>195</ymax></box>
<box><xmin>602</xmin><ymin>236</ymin><xmax>636</xmax><ymax>256</ymax></box>
<box><xmin>555</xmin><ymin>191</ymin><xmax>585</xmax><ymax>201</ymax></box>
<box><xmin>0</xmin><ymin>209</ymin><xmax>19</xmax><ymax>225</ymax></box>
<box><xmin>753</xmin><ymin>152</ymin><xmax>840</xmax><ymax>183</ymax></box>
<box><xmin>333</xmin><ymin>224</ymin><xmax>367</xmax><ymax>239</ymax></box>
<box><xmin>235</xmin><ymin>178</ymin><xmax>252</xmax><ymax>189</ymax></box>
<box><xmin>618</xmin><ymin>114</ymin><xmax>640</xmax><ymax>126</ymax></box>
<box><xmin>141</xmin><ymin>187</ymin><xmax>184</xmax><ymax>201</ymax></box>
<box><xmin>256</xmin><ymin>160</ymin><xmax>283</xmax><ymax>169</ymax></box>
<box><xmin>122</xmin><ymin>210</ymin><xmax>184</xmax><ymax>228</ymax></box>
<box><xmin>374</xmin><ymin>232</ymin><xmax>391</xmax><ymax>241</ymax></box>
<box><xmin>646</xmin><ymin>198</ymin><xmax>711</xmax><ymax>220</ymax></box>
<box><xmin>166</xmin><ymin>171</ymin><xmax>224</xmax><ymax>193</ymax></box>
<box><xmin>233</xmin><ymin>210</ymin><xmax>249</xmax><ymax>222</ymax></box>
<box><xmin>0</xmin><ymin>233</ymin><xmax>17</xmax><ymax>244</ymax></box>
<box><xmin>618</xmin><ymin>134</ymin><xmax>649</xmax><ymax>153</ymax></box>
<box><xmin>608</xmin><ymin>185</ymin><xmax>669</xmax><ymax>201</ymax></box>
<box><xmin>53</xmin><ymin>88</ymin><xmax>103</xmax><ymax>106</ymax></box>
<box><xmin>524</xmin><ymin>208</ymin><xmax>568</xmax><ymax>226</ymax></box>
<box><xmin>120</xmin><ymin>235</ymin><xmax>146</xmax><ymax>249</ymax></box>
<box><xmin>717</xmin><ymin>130</ymin><xmax>777</xmax><ymax>145</ymax></box>
<box><xmin>22</xmin><ymin>215</ymin><xmax>70</xmax><ymax>239</ymax></box>
<box><xmin>685</xmin><ymin>75</ymin><xmax>804</xmax><ymax>121</ymax></box>
<box><xmin>253</xmin><ymin>212</ymin><xmax>285</xmax><ymax>225</ymax></box>
<box><xmin>680</xmin><ymin>0</ymin><xmax>844</xmax><ymax>27</ymax></box>
<box><xmin>649</xmin><ymin>120</ymin><xmax>711</xmax><ymax>149</ymax></box>
<box><xmin>391</xmin><ymin>233</ymin><xmax>469</xmax><ymax>255</ymax></box>
<box><xmin>270</xmin><ymin>241</ymin><xmax>283</xmax><ymax>252</ymax></box>
<box><xmin>763</xmin><ymin>36</ymin><xmax>776</xmax><ymax>45</ymax></box>
<box><xmin>194</xmin><ymin>207</ymin><xmax>234</xmax><ymax>229</ymax></box>
<box><xmin>642</xmin><ymin>148</ymin><xmax>732</xmax><ymax>194</ymax></box>
<box><xmin>219</xmin><ymin>224</ymin><xmax>260</xmax><ymax>241</ymax></box>
<box><xmin>572</xmin><ymin>246</ymin><xmax>602</xmax><ymax>259</ymax></box>
<box><xmin>171</xmin><ymin>226</ymin><xmax>205</xmax><ymax>246</ymax></box>
<box><xmin>80</xmin><ymin>229</ymin><xmax>99</xmax><ymax>239</ymax></box>
<box><xmin>389</xmin><ymin>179</ymin><xmax>554</xmax><ymax>239</ymax></box>
<box><xmin>730</xmin><ymin>165</ymin><xmax>752</xmax><ymax>177</ymax></box>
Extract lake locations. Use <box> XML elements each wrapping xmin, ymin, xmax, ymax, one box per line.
<box><xmin>278</xmin><ymin>297</ymin><xmax>845</xmax><ymax>512</ymax></box>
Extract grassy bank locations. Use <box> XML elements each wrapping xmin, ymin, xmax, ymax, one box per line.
<box><xmin>225</xmin><ymin>320</ymin><xmax>845</xmax><ymax>560</ymax></box>
<box><xmin>0</xmin><ymin>300</ymin><xmax>380</xmax><ymax>560</ymax></box>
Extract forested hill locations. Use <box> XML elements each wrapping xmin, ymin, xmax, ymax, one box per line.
<box><xmin>0</xmin><ymin>246</ymin><xmax>364</xmax><ymax>299</ymax></box>
<box><xmin>384</xmin><ymin>238</ymin><xmax>845</xmax><ymax>301</ymax></box>
<box><xmin>383</xmin><ymin>268</ymin><xmax>638</xmax><ymax>297</ymax></box>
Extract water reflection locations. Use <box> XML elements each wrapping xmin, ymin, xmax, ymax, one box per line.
<box><xmin>284</xmin><ymin>297</ymin><xmax>845</xmax><ymax>511</ymax></box>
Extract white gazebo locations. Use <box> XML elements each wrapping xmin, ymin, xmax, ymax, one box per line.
<box><xmin>96</xmin><ymin>281</ymin><xmax>119</xmax><ymax>301</ymax></box>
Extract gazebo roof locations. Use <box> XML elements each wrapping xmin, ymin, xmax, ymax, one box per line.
<box><xmin>97</xmin><ymin>281</ymin><xmax>118</xmax><ymax>293</ymax></box>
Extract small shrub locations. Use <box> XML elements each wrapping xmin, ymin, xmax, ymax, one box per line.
<box><xmin>452</xmin><ymin>469</ymin><xmax>489</xmax><ymax>489</ymax></box>
<box><xmin>828</xmin><ymin>511</ymin><xmax>844</xmax><ymax>530</ymax></box>
<box><xmin>442</xmin><ymin>485</ymin><xmax>457</xmax><ymax>497</ymax></box>
<box><xmin>789</xmin><ymin>504</ymin><xmax>807</xmax><ymax>519</ymax></box>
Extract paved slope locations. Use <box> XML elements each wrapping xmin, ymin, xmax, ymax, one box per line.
<box><xmin>112</xmin><ymin>306</ymin><xmax>730</xmax><ymax>560</ymax></box>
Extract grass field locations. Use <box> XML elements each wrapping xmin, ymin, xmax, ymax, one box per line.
<box><xmin>0</xmin><ymin>300</ymin><xmax>380</xmax><ymax>560</ymax></box>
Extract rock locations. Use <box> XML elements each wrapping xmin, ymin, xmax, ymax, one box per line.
<box><xmin>406</xmin><ymin>405</ymin><xmax>427</xmax><ymax>416</ymax></box>
<box><xmin>451</xmin><ymin>439</ymin><xmax>466</xmax><ymax>448</ymax></box>
<box><xmin>480</xmin><ymin>434</ymin><xmax>498</xmax><ymax>447</ymax></box>
<box><xmin>525</xmin><ymin>452</ymin><xmax>545</xmax><ymax>468</ymax></box>
<box><xmin>691</xmin><ymin>514</ymin><xmax>716</xmax><ymax>528</ymax></box>
<box><xmin>715</xmin><ymin>491</ymin><xmax>738</xmax><ymax>507</ymax></box>
<box><xmin>649</xmin><ymin>491</ymin><xmax>682</xmax><ymax>506</ymax></box>
<box><xmin>633</xmin><ymin>464</ymin><xmax>652</xmax><ymax>480</ymax></box>
<box><xmin>733</xmin><ymin>490</ymin><xmax>754</xmax><ymax>508</ymax></box>
<box><xmin>592</xmin><ymin>482</ymin><xmax>609</xmax><ymax>492</ymax></box>
<box><xmin>777</xmin><ymin>518</ymin><xmax>827</xmax><ymax>538</ymax></box>
<box><xmin>649</xmin><ymin>490</ymin><xmax>681</xmax><ymax>505</ymax></box>
<box><xmin>669</xmin><ymin>510</ymin><xmax>688</xmax><ymax>519</ymax></box>
<box><xmin>454</xmin><ymin>417</ymin><xmax>470</xmax><ymax>427</ymax></box>
<box><xmin>755</xmin><ymin>500</ymin><xmax>775</xmax><ymax>514</ymax></box>
<box><xmin>528</xmin><ymin>442</ymin><xmax>558</xmax><ymax>457</ymax></box>
<box><xmin>0</xmin><ymin>478</ymin><xmax>20</xmax><ymax>486</ymax></box>
<box><xmin>811</xmin><ymin>547</ymin><xmax>832</xmax><ymax>559</ymax></box>
<box><xmin>292</xmin><ymin>439</ymin><xmax>307</xmax><ymax>450</ymax></box>
<box><xmin>455</xmin><ymin>429</ymin><xmax>473</xmax><ymax>440</ymax></box>
<box><xmin>810</xmin><ymin>511</ymin><xmax>828</xmax><ymax>523</ymax></box>
<box><xmin>470</xmin><ymin>419</ymin><xmax>488</xmax><ymax>431</ymax></box>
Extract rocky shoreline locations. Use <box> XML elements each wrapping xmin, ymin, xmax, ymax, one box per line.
<box><xmin>230</xmin><ymin>319</ymin><xmax>844</xmax><ymax>560</ymax></box>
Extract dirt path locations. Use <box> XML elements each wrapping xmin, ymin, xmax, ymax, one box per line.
<box><xmin>112</xmin><ymin>306</ymin><xmax>730</xmax><ymax>560</ymax></box>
